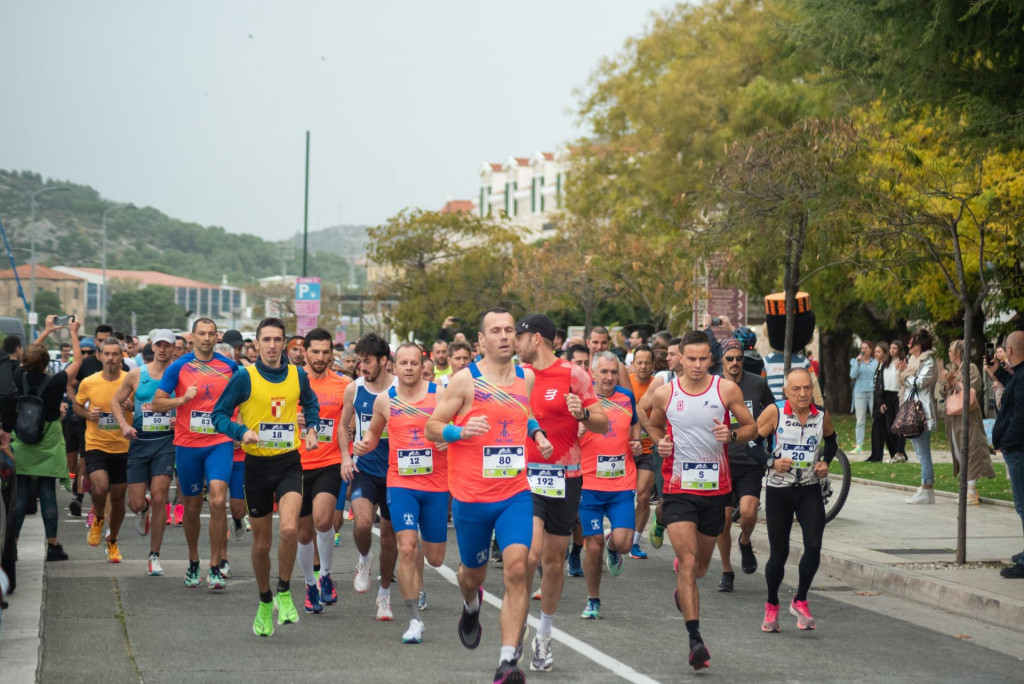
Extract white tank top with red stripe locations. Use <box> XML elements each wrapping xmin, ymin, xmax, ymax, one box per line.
<box><xmin>662</xmin><ymin>375</ymin><xmax>732</xmax><ymax>496</ymax></box>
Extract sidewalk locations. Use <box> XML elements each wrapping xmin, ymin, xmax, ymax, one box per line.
<box><xmin>749</xmin><ymin>452</ymin><xmax>1024</xmax><ymax>631</ymax></box>
<box><xmin>0</xmin><ymin>513</ymin><xmax>44</xmax><ymax>681</ymax></box>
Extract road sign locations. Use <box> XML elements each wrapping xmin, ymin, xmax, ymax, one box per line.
<box><xmin>296</xmin><ymin>315</ymin><xmax>319</xmax><ymax>336</ymax></box>
<box><xmin>294</xmin><ymin>300</ymin><xmax>321</xmax><ymax>316</ymax></box>
<box><xmin>295</xmin><ymin>277</ymin><xmax>321</xmax><ymax>301</ymax></box>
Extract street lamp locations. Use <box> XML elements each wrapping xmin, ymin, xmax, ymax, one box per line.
<box><xmin>100</xmin><ymin>203</ymin><xmax>135</xmax><ymax>323</ymax></box>
<box><xmin>28</xmin><ymin>186</ymin><xmax>69</xmax><ymax>338</ymax></box>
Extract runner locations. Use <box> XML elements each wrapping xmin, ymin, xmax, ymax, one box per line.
<box><xmin>74</xmin><ymin>338</ymin><xmax>132</xmax><ymax>563</ymax></box>
<box><xmin>340</xmin><ymin>333</ymin><xmax>398</xmax><ymax>619</ymax></box>
<box><xmin>431</xmin><ymin>340</ymin><xmax>451</xmax><ymax>381</ymax></box>
<box><xmin>355</xmin><ymin>342</ymin><xmax>448</xmax><ymax>644</ymax></box>
<box><xmin>152</xmin><ymin>318</ymin><xmax>238</xmax><ymax>590</ymax></box>
<box><xmin>756</xmin><ymin>367</ymin><xmax>837</xmax><ymax>632</ymax></box>
<box><xmin>516</xmin><ymin>313</ymin><xmax>607</xmax><ymax>673</ymax></box>
<box><xmin>212</xmin><ymin>317</ymin><xmax>320</xmax><ymax>636</ymax></box>
<box><xmin>578</xmin><ymin>351</ymin><xmax>641</xmax><ymax>619</ymax></box>
<box><xmin>714</xmin><ymin>338</ymin><xmax>775</xmax><ymax>591</ymax></box>
<box><xmin>646</xmin><ymin>331</ymin><xmax>756</xmax><ymax>671</ymax></box>
<box><xmin>425</xmin><ymin>308</ymin><xmax>553</xmax><ymax>684</ymax></box>
<box><xmin>448</xmin><ymin>340</ymin><xmax>473</xmax><ymax>377</ymax></box>
<box><xmin>628</xmin><ymin>344</ymin><xmax>656</xmax><ymax>559</ymax></box>
<box><xmin>295</xmin><ymin>328</ymin><xmax>348</xmax><ymax>615</ymax></box>
<box><xmin>587</xmin><ymin>325</ymin><xmax>630</xmax><ymax>386</ymax></box>
<box><xmin>109</xmin><ymin>329</ymin><xmax>178</xmax><ymax>576</ymax></box>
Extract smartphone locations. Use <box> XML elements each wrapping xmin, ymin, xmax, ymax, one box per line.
<box><xmin>711</xmin><ymin>317</ymin><xmax>722</xmax><ymax>326</ymax></box>
<box><xmin>451</xmin><ymin>317</ymin><xmax>461</xmax><ymax>324</ymax></box>
<box><xmin>985</xmin><ymin>342</ymin><xmax>995</xmax><ymax>364</ymax></box>
<box><xmin>54</xmin><ymin>314</ymin><xmax>75</xmax><ymax>326</ymax></box>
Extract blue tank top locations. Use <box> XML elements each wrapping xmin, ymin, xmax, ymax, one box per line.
<box><xmin>352</xmin><ymin>376</ymin><xmax>394</xmax><ymax>477</ymax></box>
<box><xmin>133</xmin><ymin>365</ymin><xmax>174</xmax><ymax>439</ymax></box>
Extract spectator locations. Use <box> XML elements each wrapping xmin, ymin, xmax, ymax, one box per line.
<box><xmin>850</xmin><ymin>340</ymin><xmax>878</xmax><ymax>453</ymax></box>
<box><xmin>943</xmin><ymin>340</ymin><xmax>996</xmax><ymax>505</ymax></box>
<box><xmin>898</xmin><ymin>329</ymin><xmax>938</xmax><ymax>504</ymax></box>
<box><xmin>985</xmin><ymin>345</ymin><xmax>1012</xmax><ymax>410</ymax></box>
<box><xmin>990</xmin><ymin>331</ymin><xmax>1024</xmax><ymax>578</ymax></box>
<box><xmin>874</xmin><ymin>341</ymin><xmax>907</xmax><ymax>462</ymax></box>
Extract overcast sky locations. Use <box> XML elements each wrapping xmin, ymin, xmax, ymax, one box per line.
<box><xmin>1</xmin><ymin>1</ymin><xmax>674</xmax><ymax>241</ymax></box>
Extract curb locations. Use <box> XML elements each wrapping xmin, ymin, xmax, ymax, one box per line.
<box><xmin>848</xmin><ymin>476</ymin><xmax>1013</xmax><ymax>508</ymax></box>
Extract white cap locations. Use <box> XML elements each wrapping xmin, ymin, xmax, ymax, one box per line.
<box><xmin>151</xmin><ymin>329</ymin><xmax>176</xmax><ymax>345</ymax></box>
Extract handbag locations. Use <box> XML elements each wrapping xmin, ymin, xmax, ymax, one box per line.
<box><xmin>892</xmin><ymin>388</ymin><xmax>927</xmax><ymax>437</ymax></box>
<box><xmin>945</xmin><ymin>382</ymin><xmax>977</xmax><ymax>417</ymax></box>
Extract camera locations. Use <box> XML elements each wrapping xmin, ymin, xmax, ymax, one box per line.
<box><xmin>711</xmin><ymin>317</ymin><xmax>722</xmax><ymax>327</ymax></box>
<box><xmin>54</xmin><ymin>315</ymin><xmax>75</xmax><ymax>326</ymax></box>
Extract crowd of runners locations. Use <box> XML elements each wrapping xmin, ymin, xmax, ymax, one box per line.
<box><xmin>0</xmin><ymin>308</ymin><xmax>840</xmax><ymax>683</ymax></box>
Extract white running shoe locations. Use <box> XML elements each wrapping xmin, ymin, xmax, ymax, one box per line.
<box><xmin>905</xmin><ymin>487</ymin><xmax>935</xmax><ymax>504</ymax></box>
<box><xmin>402</xmin><ymin>618</ymin><xmax>424</xmax><ymax>643</ymax></box>
<box><xmin>147</xmin><ymin>552</ymin><xmax>164</xmax><ymax>576</ymax></box>
<box><xmin>531</xmin><ymin>634</ymin><xmax>554</xmax><ymax>672</ymax></box>
<box><xmin>376</xmin><ymin>593</ymin><xmax>393</xmax><ymax>621</ymax></box>
<box><xmin>354</xmin><ymin>552</ymin><xmax>373</xmax><ymax>593</ymax></box>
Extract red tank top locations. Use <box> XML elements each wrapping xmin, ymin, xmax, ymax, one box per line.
<box><xmin>448</xmin><ymin>363</ymin><xmax>530</xmax><ymax>503</ymax></box>
<box><xmin>299</xmin><ymin>373</ymin><xmax>349</xmax><ymax>469</ymax></box>
<box><xmin>386</xmin><ymin>383</ymin><xmax>447</xmax><ymax>492</ymax></box>
<box><xmin>523</xmin><ymin>359</ymin><xmax>598</xmax><ymax>477</ymax></box>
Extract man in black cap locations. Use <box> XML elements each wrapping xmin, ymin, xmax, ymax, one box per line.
<box><xmin>222</xmin><ymin>329</ymin><xmax>250</xmax><ymax>367</ymax></box>
<box><xmin>514</xmin><ymin>313</ymin><xmax>608</xmax><ymax>673</ymax></box>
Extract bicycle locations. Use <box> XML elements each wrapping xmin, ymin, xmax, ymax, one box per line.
<box><xmin>820</xmin><ymin>448</ymin><xmax>851</xmax><ymax>523</ymax></box>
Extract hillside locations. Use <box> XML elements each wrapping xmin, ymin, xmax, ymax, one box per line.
<box><xmin>0</xmin><ymin>169</ymin><xmax>368</xmax><ymax>287</ymax></box>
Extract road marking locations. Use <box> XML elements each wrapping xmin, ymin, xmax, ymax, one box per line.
<box><xmin>371</xmin><ymin>527</ymin><xmax>663</xmax><ymax>684</ymax></box>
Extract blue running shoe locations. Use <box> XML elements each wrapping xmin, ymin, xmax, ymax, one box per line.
<box><xmin>629</xmin><ymin>543</ymin><xmax>648</xmax><ymax>559</ymax></box>
<box><xmin>567</xmin><ymin>553</ymin><xmax>584</xmax><ymax>577</ymax></box>
<box><xmin>304</xmin><ymin>582</ymin><xmax>323</xmax><ymax>614</ymax></box>
<box><xmin>319</xmin><ymin>572</ymin><xmax>337</xmax><ymax>606</ymax></box>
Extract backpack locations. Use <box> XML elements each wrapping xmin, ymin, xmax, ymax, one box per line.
<box><xmin>14</xmin><ymin>373</ymin><xmax>56</xmax><ymax>445</ymax></box>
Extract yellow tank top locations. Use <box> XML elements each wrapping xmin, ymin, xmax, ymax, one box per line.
<box><xmin>238</xmin><ymin>364</ymin><xmax>300</xmax><ymax>456</ymax></box>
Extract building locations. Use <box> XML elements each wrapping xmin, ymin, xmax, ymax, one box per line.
<box><xmin>0</xmin><ymin>264</ymin><xmax>87</xmax><ymax>319</ymax></box>
<box><xmin>53</xmin><ymin>267</ymin><xmax>247</xmax><ymax>328</ymax></box>
<box><xmin>478</xmin><ymin>148</ymin><xmax>570</xmax><ymax>240</ymax></box>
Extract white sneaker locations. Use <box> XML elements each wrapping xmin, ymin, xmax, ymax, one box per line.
<box><xmin>147</xmin><ymin>553</ymin><xmax>164</xmax><ymax>576</ymax></box>
<box><xmin>402</xmin><ymin>618</ymin><xmax>424</xmax><ymax>643</ymax></box>
<box><xmin>354</xmin><ymin>552</ymin><xmax>373</xmax><ymax>593</ymax></box>
<box><xmin>905</xmin><ymin>487</ymin><xmax>935</xmax><ymax>504</ymax></box>
<box><xmin>376</xmin><ymin>593</ymin><xmax>393</xmax><ymax>621</ymax></box>
<box><xmin>531</xmin><ymin>634</ymin><xmax>554</xmax><ymax>672</ymax></box>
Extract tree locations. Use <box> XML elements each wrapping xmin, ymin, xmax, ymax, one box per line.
<box><xmin>32</xmin><ymin>289</ymin><xmax>65</xmax><ymax>319</ymax></box>
<box><xmin>106</xmin><ymin>285</ymin><xmax>187</xmax><ymax>334</ymax></box>
<box><xmin>366</xmin><ymin>209</ymin><xmax>520</xmax><ymax>340</ymax></box>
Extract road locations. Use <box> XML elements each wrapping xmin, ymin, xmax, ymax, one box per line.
<box><xmin>37</xmin><ymin>491</ymin><xmax>1023</xmax><ymax>683</ymax></box>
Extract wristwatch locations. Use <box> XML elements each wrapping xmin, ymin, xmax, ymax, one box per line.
<box><xmin>578</xmin><ymin>408</ymin><xmax>590</xmax><ymax>422</ymax></box>
<box><xmin>730</xmin><ymin>430</ymin><xmax>737</xmax><ymax>442</ymax></box>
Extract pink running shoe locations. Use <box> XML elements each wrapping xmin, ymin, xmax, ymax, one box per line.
<box><xmin>761</xmin><ymin>602</ymin><xmax>780</xmax><ymax>632</ymax></box>
<box><xmin>166</xmin><ymin>504</ymin><xmax>174</xmax><ymax>525</ymax></box>
<box><xmin>789</xmin><ymin>599</ymin><xmax>816</xmax><ymax>630</ymax></box>
<box><xmin>174</xmin><ymin>503</ymin><xmax>185</xmax><ymax>525</ymax></box>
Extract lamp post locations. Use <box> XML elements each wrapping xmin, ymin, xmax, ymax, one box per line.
<box><xmin>28</xmin><ymin>186</ymin><xmax>69</xmax><ymax>338</ymax></box>
<box><xmin>100</xmin><ymin>203</ymin><xmax>134</xmax><ymax>323</ymax></box>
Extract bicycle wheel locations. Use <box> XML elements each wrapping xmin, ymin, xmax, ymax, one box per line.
<box><xmin>821</xmin><ymin>448</ymin><xmax>851</xmax><ymax>523</ymax></box>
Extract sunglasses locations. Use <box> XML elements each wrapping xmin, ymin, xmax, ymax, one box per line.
<box><xmin>81</xmin><ymin>350</ymin><xmax>95</xmax><ymax>355</ymax></box>
<box><xmin>723</xmin><ymin>355</ymin><xmax>743</xmax><ymax>362</ymax></box>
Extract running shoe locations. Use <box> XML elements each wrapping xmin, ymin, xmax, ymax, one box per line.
<box><xmin>581</xmin><ymin>597</ymin><xmax>601</xmax><ymax>619</ymax></box>
<box><xmin>457</xmin><ymin>587</ymin><xmax>483</xmax><ymax>649</ymax></box>
<box><xmin>305</xmin><ymin>582</ymin><xmax>323</xmax><ymax>614</ymax></box>
<box><xmin>86</xmin><ymin>507</ymin><xmax>96</xmax><ymax>528</ymax></box>
<box><xmin>165</xmin><ymin>504</ymin><xmax>173</xmax><ymax>525</ymax></box>
<box><xmin>253</xmin><ymin>600</ymin><xmax>274</xmax><ymax>637</ymax></box>
<box><xmin>334</xmin><ymin>532</ymin><xmax>340</xmax><ymax>547</ymax></box>
<box><xmin>147</xmin><ymin>552</ymin><xmax>164</xmax><ymax>576</ymax></box>
<box><xmin>532</xmin><ymin>587</ymin><xmax>542</xmax><ymax>600</ymax></box>
<box><xmin>173</xmin><ymin>503</ymin><xmax>184</xmax><ymax>525</ymax></box>
<box><xmin>761</xmin><ymin>601</ymin><xmax>780</xmax><ymax>632</ymax></box>
<box><xmin>649</xmin><ymin>520</ymin><xmax>665</xmax><ymax>549</ymax></box>
<box><xmin>567</xmin><ymin>553</ymin><xmax>584</xmax><ymax>577</ymax></box>
<box><xmin>46</xmin><ymin>543</ymin><xmax>69</xmax><ymax>562</ymax></box>
<box><xmin>490</xmin><ymin>539</ymin><xmax>502</xmax><ymax>563</ymax></box>
<box><xmin>402</xmin><ymin>618</ymin><xmax>424</xmax><ymax>644</ymax></box>
<box><xmin>418</xmin><ymin>589</ymin><xmax>427</xmax><ymax>611</ymax></box>
<box><xmin>183</xmin><ymin>560</ymin><xmax>201</xmax><ymax>588</ymax></box>
<box><xmin>629</xmin><ymin>543</ymin><xmax>648</xmax><ymax>559</ymax></box>
<box><xmin>604</xmin><ymin>533</ymin><xmax>624</xmax><ymax>576</ymax></box>
<box><xmin>320</xmin><ymin>572</ymin><xmax>338</xmax><ymax>605</ymax></box>
<box><xmin>231</xmin><ymin>517</ymin><xmax>246</xmax><ymax>541</ymax></box>
<box><xmin>87</xmin><ymin>517</ymin><xmax>104</xmax><ymax>547</ymax></box>
<box><xmin>69</xmin><ymin>498</ymin><xmax>82</xmax><ymax>517</ymax></box>
<box><xmin>275</xmin><ymin>590</ymin><xmax>299</xmax><ymax>625</ymax></box>
<box><xmin>790</xmin><ymin>599</ymin><xmax>816</xmax><ymax>630</ymax></box>
<box><xmin>376</xmin><ymin>593</ymin><xmax>393</xmax><ymax>621</ymax></box>
<box><xmin>105</xmin><ymin>540</ymin><xmax>122</xmax><ymax>563</ymax></box>
<box><xmin>219</xmin><ymin>559</ymin><xmax>231</xmax><ymax>578</ymax></box>
<box><xmin>739</xmin><ymin>539</ymin><xmax>757</xmax><ymax>574</ymax></box>
<box><xmin>513</xmin><ymin>621</ymin><xmax>530</xmax><ymax>662</ymax></box>
<box><xmin>717</xmin><ymin>571</ymin><xmax>735</xmax><ymax>592</ymax></box>
<box><xmin>688</xmin><ymin>638</ymin><xmax>710</xmax><ymax>670</ymax></box>
<box><xmin>530</xmin><ymin>633</ymin><xmax>553</xmax><ymax>672</ymax></box>
<box><xmin>208</xmin><ymin>567</ymin><xmax>226</xmax><ymax>591</ymax></box>
<box><xmin>494</xmin><ymin>660</ymin><xmax>526</xmax><ymax>684</ymax></box>
<box><xmin>1013</xmin><ymin>551</ymin><xmax>1023</xmax><ymax>564</ymax></box>
<box><xmin>245</xmin><ymin>515</ymin><xmax>251</xmax><ymax>531</ymax></box>
<box><xmin>673</xmin><ymin>588</ymin><xmax>681</xmax><ymax>612</ymax></box>
<box><xmin>673</xmin><ymin>557</ymin><xmax>679</xmax><ymax>574</ymax></box>
<box><xmin>354</xmin><ymin>552</ymin><xmax>373</xmax><ymax>593</ymax></box>
<box><xmin>136</xmin><ymin>494</ymin><xmax>151</xmax><ymax>536</ymax></box>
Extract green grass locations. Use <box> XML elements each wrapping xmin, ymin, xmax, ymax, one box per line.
<box><xmin>831</xmin><ymin>412</ymin><xmax>950</xmax><ymax>451</ymax></box>
<box><xmin>849</xmin><ymin>461</ymin><xmax>1013</xmax><ymax>501</ymax></box>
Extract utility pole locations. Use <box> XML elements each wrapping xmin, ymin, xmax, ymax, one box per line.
<box><xmin>302</xmin><ymin>130</ymin><xmax>310</xmax><ymax>277</ymax></box>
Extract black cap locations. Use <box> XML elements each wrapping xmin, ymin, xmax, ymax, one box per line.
<box><xmin>515</xmin><ymin>313</ymin><xmax>556</xmax><ymax>342</ymax></box>
<box><xmin>222</xmin><ymin>329</ymin><xmax>244</xmax><ymax>348</ymax></box>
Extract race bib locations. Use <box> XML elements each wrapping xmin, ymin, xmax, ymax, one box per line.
<box><xmin>783</xmin><ymin>443</ymin><xmax>816</xmax><ymax>468</ymax></box>
<box><xmin>596</xmin><ymin>454</ymin><xmax>626</xmax><ymax>479</ymax></box>
<box><xmin>679</xmin><ymin>462</ymin><xmax>720</xmax><ymax>491</ymax></box>
<box><xmin>317</xmin><ymin>418</ymin><xmax>335</xmax><ymax>443</ymax></box>
<box><xmin>142</xmin><ymin>411</ymin><xmax>173</xmax><ymax>432</ymax></box>
<box><xmin>527</xmin><ymin>463</ymin><xmax>565</xmax><ymax>498</ymax></box>
<box><xmin>482</xmin><ymin>445</ymin><xmax>525</xmax><ymax>478</ymax></box>
<box><xmin>189</xmin><ymin>410</ymin><xmax>215</xmax><ymax>434</ymax></box>
<box><xmin>98</xmin><ymin>412</ymin><xmax>119</xmax><ymax>431</ymax></box>
<box><xmin>359</xmin><ymin>413</ymin><xmax>387</xmax><ymax>440</ymax></box>
<box><xmin>258</xmin><ymin>422</ymin><xmax>295</xmax><ymax>449</ymax></box>
<box><xmin>397</xmin><ymin>448</ymin><xmax>433</xmax><ymax>476</ymax></box>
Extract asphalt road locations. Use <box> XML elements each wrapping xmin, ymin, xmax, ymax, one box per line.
<box><xmin>37</xmin><ymin>491</ymin><xmax>1023</xmax><ymax>684</ymax></box>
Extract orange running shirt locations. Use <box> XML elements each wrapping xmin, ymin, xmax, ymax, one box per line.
<box><xmin>580</xmin><ymin>387</ymin><xmax>638</xmax><ymax>492</ymax></box>
<box><xmin>386</xmin><ymin>383</ymin><xmax>447</xmax><ymax>492</ymax></box>
<box><xmin>298</xmin><ymin>372</ymin><xmax>349</xmax><ymax>469</ymax></box>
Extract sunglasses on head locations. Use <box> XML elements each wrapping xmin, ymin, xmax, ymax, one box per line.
<box><xmin>723</xmin><ymin>355</ymin><xmax>743</xmax><ymax>362</ymax></box>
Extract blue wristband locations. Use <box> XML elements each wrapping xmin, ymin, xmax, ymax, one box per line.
<box><xmin>442</xmin><ymin>424</ymin><xmax>464</xmax><ymax>442</ymax></box>
<box><xmin>527</xmin><ymin>418</ymin><xmax>541</xmax><ymax>436</ymax></box>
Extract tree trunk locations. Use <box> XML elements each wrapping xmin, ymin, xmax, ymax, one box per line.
<box><xmin>820</xmin><ymin>327</ymin><xmax>852</xmax><ymax>414</ymax></box>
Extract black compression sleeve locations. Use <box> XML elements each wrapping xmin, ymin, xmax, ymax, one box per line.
<box><xmin>822</xmin><ymin>432</ymin><xmax>838</xmax><ymax>464</ymax></box>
